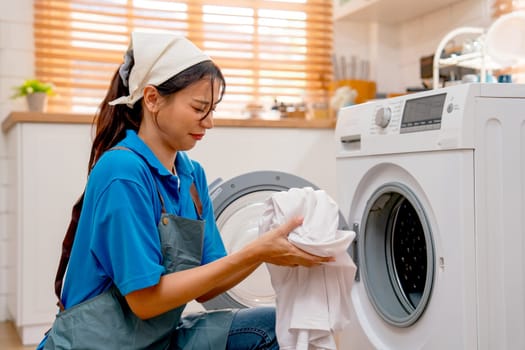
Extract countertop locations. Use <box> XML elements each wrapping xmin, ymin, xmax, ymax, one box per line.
<box><xmin>2</xmin><ymin>112</ymin><xmax>336</xmax><ymax>133</ymax></box>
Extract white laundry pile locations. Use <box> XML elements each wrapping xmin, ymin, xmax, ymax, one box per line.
<box><xmin>259</xmin><ymin>187</ymin><xmax>357</xmax><ymax>350</ymax></box>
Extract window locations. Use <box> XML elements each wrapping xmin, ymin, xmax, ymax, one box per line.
<box><xmin>34</xmin><ymin>0</ymin><xmax>333</xmax><ymax>118</ymax></box>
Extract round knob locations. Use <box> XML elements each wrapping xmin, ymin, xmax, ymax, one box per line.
<box><xmin>375</xmin><ymin>107</ymin><xmax>391</xmax><ymax>128</ymax></box>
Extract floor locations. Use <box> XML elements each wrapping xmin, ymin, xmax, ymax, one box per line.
<box><xmin>0</xmin><ymin>321</ymin><xmax>35</xmax><ymax>350</ymax></box>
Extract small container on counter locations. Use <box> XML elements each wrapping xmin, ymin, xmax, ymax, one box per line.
<box><xmin>497</xmin><ymin>74</ymin><xmax>512</xmax><ymax>83</ymax></box>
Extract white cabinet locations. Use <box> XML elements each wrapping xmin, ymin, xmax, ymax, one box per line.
<box><xmin>4</xmin><ymin>117</ymin><xmax>337</xmax><ymax>345</ymax></box>
<box><xmin>334</xmin><ymin>0</ymin><xmax>464</xmax><ymax>23</ymax></box>
<box><xmin>6</xmin><ymin>122</ymin><xmax>91</xmax><ymax>345</ymax></box>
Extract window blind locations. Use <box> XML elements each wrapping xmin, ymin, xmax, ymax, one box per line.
<box><xmin>34</xmin><ymin>0</ymin><xmax>333</xmax><ymax>118</ymax></box>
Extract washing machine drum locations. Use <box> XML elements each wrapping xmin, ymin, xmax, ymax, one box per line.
<box><xmin>202</xmin><ymin>170</ymin><xmax>348</xmax><ymax>310</ymax></box>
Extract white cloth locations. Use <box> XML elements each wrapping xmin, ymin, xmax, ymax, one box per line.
<box><xmin>109</xmin><ymin>32</ymin><xmax>210</xmax><ymax>107</ymax></box>
<box><xmin>259</xmin><ymin>187</ymin><xmax>357</xmax><ymax>350</ymax></box>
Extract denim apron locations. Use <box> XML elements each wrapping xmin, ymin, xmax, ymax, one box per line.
<box><xmin>44</xmin><ymin>207</ymin><xmax>235</xmax><ymax>349</ymax></box>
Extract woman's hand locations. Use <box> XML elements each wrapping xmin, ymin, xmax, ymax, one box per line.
<box><xmin>253</xmin><ymin>216</ymin><xmax>334</xmax><ymax>267</ymax></box>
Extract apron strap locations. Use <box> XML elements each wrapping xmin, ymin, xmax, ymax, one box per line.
<box><xmin>54</xmin><ymin>147</ymin><xmax>203</xmax><ymax>311</ymax></box>
<box><xmin>190</xmin><ymin>184</ymin><xmax>203</xmax><ymax>218</ymax></box>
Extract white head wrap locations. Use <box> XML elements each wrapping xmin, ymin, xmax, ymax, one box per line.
<box><xmin>109</xmin><ymin>32</ymin><xmax>211</xmax><ymax>107</ymax></box>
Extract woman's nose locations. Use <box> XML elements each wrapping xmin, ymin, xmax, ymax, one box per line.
<box><xmin>200</xmin><ymin>112</ymin><xmax>214</xmax><ymax>129</ymax></box>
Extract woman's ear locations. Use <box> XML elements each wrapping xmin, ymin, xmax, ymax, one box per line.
<box><xmin>143</xmin><ymin>85</ymin><xmax>160</xmax><ymax>113</ymax></box>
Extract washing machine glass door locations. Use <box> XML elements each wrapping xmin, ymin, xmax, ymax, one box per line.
<box><xmin>203</xmin><ymin>171</ymin><xmax>320</xmax><ymax>310</ymax></box>
<box><xmin>213</xmin><ymin>190</ymin><xmax>276</xmax><ymax>308</ymax></box>
<box><xmin>359</xmin><ymin>182</ymin><xmax>435</xmax><ymax>327</ymax></box>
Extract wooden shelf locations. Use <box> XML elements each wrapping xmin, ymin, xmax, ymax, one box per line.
<box><xmin>439</xmin><ymin>52</ymin><xmax>503</xmax><ymax>70</ymax></box>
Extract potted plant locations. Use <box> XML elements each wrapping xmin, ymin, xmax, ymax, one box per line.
<box><xmin>11</xmin><ymin>79</ymin><xmax>56</xmax><ymax>112</ymax></box>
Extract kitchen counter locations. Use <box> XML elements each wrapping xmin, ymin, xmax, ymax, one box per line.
<box><xmin>2</xmin><ymin>111</ymin><xmax>335</xmax><ymax>133</ymax></box>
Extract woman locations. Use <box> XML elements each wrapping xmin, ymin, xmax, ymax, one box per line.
<box><xmin>38</xmin><ymin>32</ymin><xmax>332</xmax><ymax>350</ymax></box>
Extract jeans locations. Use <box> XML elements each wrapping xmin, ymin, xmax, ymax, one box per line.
<box><xmin>226</xmin><ymin>307</ymin><xmax>279</xmax><ymax>350</ymax></box>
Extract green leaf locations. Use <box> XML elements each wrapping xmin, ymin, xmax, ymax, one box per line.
<box><xmin>11</xmin><ymin>79</ymin><xmax>56</xmax><ymax>99</ymax></box>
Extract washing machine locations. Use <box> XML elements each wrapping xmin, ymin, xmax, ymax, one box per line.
<box><xmin>199</xmin><ymin>170</ymin><xmax>348</xmax><ymax>310</ymax></box>
<box><xmin>335</xmin><ymin>83</ymin><xmax>525</xmax><ymax>349</ymax></box>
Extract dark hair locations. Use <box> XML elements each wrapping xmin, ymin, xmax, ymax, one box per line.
<box><xmin>88</xmin><ymin>60</ymin><xmax>226</xmax><ymax>172</ymax></box>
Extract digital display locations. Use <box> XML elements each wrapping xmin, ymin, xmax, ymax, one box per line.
<box><xmin>400</xmin><ymin>93</ymin><xmax>446</xmax><ymax>133</ymax></box>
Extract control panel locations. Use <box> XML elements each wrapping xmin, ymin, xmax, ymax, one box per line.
<box><xmin>336</xmin><ymin>83</ymin><xmax>525</xmax><ymax>156</ymax></box>
<box><xmin>370</xmin><ymin>93</ymin><xmax>447</xmax><ymax>135</ymax></box>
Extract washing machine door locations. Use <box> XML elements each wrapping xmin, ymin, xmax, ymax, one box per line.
<box><xmin>203</xmin><ymin>170</ymin><xmax>348</xmax><ymax>310</ymax></box>
<box><xmin>354</xmin><ymin>182</ymin><xmax>435</xmax><ymax>328</ymax></box>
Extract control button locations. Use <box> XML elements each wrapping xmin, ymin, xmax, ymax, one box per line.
<box><xmin>375</xmin><ymin>107</ymin><xmax>392</xmax><ymax>128</ymax></box>
<box><xmin>447</xmin><ymin>103</ymin><xmax>453</xmax><ymax>113</ymax></box>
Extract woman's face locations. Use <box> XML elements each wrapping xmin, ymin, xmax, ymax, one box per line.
<box><xmin>152</xmin><ymin>78</ymin><xmax>220</xmax><ymax>152</ymax></box>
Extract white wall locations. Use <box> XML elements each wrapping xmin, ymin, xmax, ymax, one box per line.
<box><xmin>398</xmin><ymin>0</ymin><xmax>493</xmax><ymax>89</ymax></box>
<box><xmin>334</xmin><ymin>0</ymin><xmax>496</xmax><ymax>94</ymax></box>
<box><xmin>0</xmin><ymin>0</ymin><xmax>33</xmax><ymax>322</ymax></box>
<box><xmin>188</xmin><ymin>127</ymin><xmax>337</xmax><ymax>198</ymax></box>
<box><xmin>333</xmin><ymin>20</ymin><xmax>403</xmax><ymax>94</ymax></box>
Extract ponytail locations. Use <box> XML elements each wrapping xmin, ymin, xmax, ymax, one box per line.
<box><xmin>87</xmin><ymin>68</ymin><xmax>143</xmax><ymax>173</ymax></box>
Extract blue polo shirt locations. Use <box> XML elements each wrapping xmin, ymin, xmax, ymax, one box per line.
<box><xmin>61</xmin><ymin>129</ymin><xmax>227</xmax><ymax>309</ymax></box>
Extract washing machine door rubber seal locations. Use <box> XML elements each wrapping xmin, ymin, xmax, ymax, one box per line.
<box><xmin>358</xmin><ymin>182</ymin><xmax>435</xmax><ymax>327</ymax></box>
